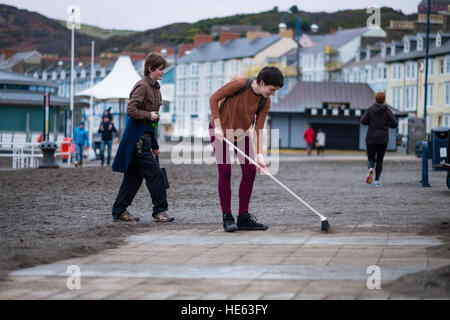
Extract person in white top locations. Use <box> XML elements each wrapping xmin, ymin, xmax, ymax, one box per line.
<box><xmin>316</xmin><ymin>129</ymin><xmax>326</xmax><ymax>156</ymax></box>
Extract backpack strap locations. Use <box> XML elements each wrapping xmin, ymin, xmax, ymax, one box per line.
<box><xmin>218</xmin><ymin>77</ymin><xmax>268</xmax><ymax>126</ymax></box>
<box><xmin>219</xmin><ymin>77</ymin><xmax>254</xmax><ymax>112</ymax></box>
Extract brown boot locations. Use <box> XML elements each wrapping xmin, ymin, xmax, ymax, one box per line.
<box><xmin>153</xmin><ymin>211</ymin><xmax>174</xmax><ymax>223</ymax></box>
<box><xmin>114</xmin><ymin>210</ymin><xmax>140</xmax><ymax>222</ymax></box>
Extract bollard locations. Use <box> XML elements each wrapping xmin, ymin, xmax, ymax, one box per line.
<box><xmin>421</xmin><ymin>141</ymin><xmax>431</xmax><ymax>187</ymax></box>
<box><xmin>39</xmin><ymin>141</ymin><xmax>59</xmax><ymax>169</ymax></box>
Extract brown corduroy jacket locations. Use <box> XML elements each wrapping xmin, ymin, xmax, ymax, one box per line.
<box><xmin>127</xmin><ymin>76</ymin><xmax>162</xmax><ymax>120</ymax></box>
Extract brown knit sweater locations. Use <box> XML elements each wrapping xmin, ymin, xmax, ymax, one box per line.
<box><xmin>209</xmin><ymin>76</ymin><xmax>271</xmax><ymax>134</ymax></box>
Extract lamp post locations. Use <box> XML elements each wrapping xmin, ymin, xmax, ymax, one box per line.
<box><xmin>295</xmin><ymin>16</ymin><xmax>301</xmax><ymax>81</ymax></box>
<box><xmin>423</xmin><ymin>0</ymin><xmax>431</xmax><ymax>137</ymax></box>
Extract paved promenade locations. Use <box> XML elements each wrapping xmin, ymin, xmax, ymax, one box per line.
<box><xmin>1</xmin><ymin>224</ymin><xmax>448</xmax><ymax>300</ymax></box>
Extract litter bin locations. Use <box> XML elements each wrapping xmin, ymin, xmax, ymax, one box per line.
<box><xmin>431</xmin><ymin>127</ymin><xmax>449</xmax><ymax>171</ymax></box>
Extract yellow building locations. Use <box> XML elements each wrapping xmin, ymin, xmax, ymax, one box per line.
<box><xmin>386</xmin><ymin>32</ymin><xmax>450</xmax><ymax>135</ymax></box>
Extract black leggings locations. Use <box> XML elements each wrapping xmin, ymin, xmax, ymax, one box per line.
<box><xmin>366</xmin><ymin>143</ymin><xmax>388</xmax><ymax>181</ymax></box>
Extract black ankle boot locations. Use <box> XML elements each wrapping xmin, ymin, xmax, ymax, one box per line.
<box><xmin>237</xmin><ymin>213</ymin><xmax>268</xmax><ymax>231</ymax></box>
<box><xmin>222</xmin><ymin>213</ymin><xmax>237</xmax><ymax>232</ymax></box>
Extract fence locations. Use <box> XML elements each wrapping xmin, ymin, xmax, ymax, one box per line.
<box><xmin>0</xmin><ymin>140</ymin><xmax>72</xmax><ymax>169</ymax></box>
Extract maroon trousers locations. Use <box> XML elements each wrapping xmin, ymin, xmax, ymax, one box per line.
<box><xmin>209</xmin><ymin>124</ymin><xmax>256</xmax><ymax>215</ymax></box>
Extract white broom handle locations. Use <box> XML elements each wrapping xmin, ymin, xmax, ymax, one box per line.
<box><xmin>222</xmin><ymin>138</ymin><xmax>326</xmax><ymax>221</ymax></box>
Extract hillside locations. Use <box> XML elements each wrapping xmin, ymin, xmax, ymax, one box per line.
<box><xmin>0</xmin><ymin>4</ymin><xmax>99</xmax><ymax>56</ymax></box>
<box><xmin>52</xmin><ymin>19</ymin><xmax>137</xmax><ymax>40</ymax></box>
<box><xmin>97</xmin><ymin>7</ymin><xmax>416</xmax><ymax>53</ymax></box>
<box><xmin>0</xmin><ymin>4</ymin><xmax>417</xmax><ymax>56</ymax></box>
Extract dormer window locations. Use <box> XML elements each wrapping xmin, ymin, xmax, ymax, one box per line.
<box><xmin>391</xmin><ymin>42</ymin><xmax>396</xmax><ymax>56</ymax></box>
<box><xmin>404</xmin><ymin>40</ymin><xmax>410</xmax><ymax>53</ymax></box>
<box><xmin>436</xmin><ymin>34</ymin><xmax>442</xmax><ymax>47</ymax></box>
<box><xmin>417</xmin><ymin>38</ymin><xmax>423</xmax><ymax>51</ymax></box>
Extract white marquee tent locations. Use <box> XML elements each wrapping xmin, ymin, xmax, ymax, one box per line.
<box><xmin>77</xmin><ymin>55</ymin><xmax>142</xmax><ymax>100</ymax></box>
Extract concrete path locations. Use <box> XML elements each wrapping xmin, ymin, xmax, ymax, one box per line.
<box><xmin>0</xmin><ymin>225</ymin><xmax>448</xmax><ymax>300</ymax></box>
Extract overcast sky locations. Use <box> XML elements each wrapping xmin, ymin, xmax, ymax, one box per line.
<box><xmin>1</xmin><ymin>0</ymin><xmax>421</xmax><ymax>31</ymax></box>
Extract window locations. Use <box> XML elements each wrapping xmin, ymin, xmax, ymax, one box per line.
<box><xmin>392</xmin><ymin>87</ymin><xmax>402</xmax><ymax>109</ymax></box>
<box><xmin>405</xmin><ymin>86</ymin><xmax>417</xmax><ymax>111</ymax></box>
<box><xmin>392</xmin><ymin>64</ymin><xmax>402</xmax><ymax>80</ymax></box>
<box><xmin>177</xmin><ymin>64</ymin><xmax>188</xmax><ymax>78</ymax></box>
<box><xmin>446</xmin><ymin>55</ymin><xmax>450</xmax><ymax>74</ymax></box>
<box><xmin>427</xmin><ymin>59</ymin><xmax>434</xmax><ymax>77</ymax></box>
<box><xmin>190</xmin><ymin>80</ymin><xmax>199</xmax><ymax>94</ymax></box>
<box><xmin>205</xmin><ymin>79</ymin><xmax>213</xmax><ymax>94</ymax></box>
<box><xmin>417</xmin><ymin>38</ymin><xmax>423</xmax><ymax>51</ymax></box>
<box><xmin>178</xmin><ymin>80</ymin><xmax>187</xmax><ymax>94</ymax></box>
<box><xmin>440</xmin><ymin>59</ymin><xmax>445</xmax><ymax>74</ymax></box>
<box><xmin>214</xmin><ymin>78</ymin><xmax>224</xmax><ymax>90</ymax></box>
<box><xmin>437</xmin><ymin>35</ymin><xmax>442</xmax><ymax>47</ymax></box>
<box><xmin>191</xmin><ymin>99</ymin><xmax>198</xmax><ymax>114</ymax></box>
<box><xmin>406</xmin><ymin>62</ymin><xmax>416</xmax><ymax>80</ymax></box>
<box><xmin>231</xmin><ymin>60</ymin><xmax>239</xmax><ymax>73</ymax></box>
<box><xmin>444</xmin><ymin>115</ymin><xmax>450</xmax><ymax>127</ymax></box>
<box><xmin>216</xmin><ymin>61</ymin><xmax>225</xmax><ymax>74</ymax></box>
<box><xmin>427</xmin><ymin>84</ymin><xmax>434</xmax><ymax>107</ymax></box>
<box><xmin>445</xmin><ymin>82</ymin><xmax>450</xmax><ymax>106</ymax></box>
<box><xmin>205</xmin><ymin>62</ymin><xmax>214</xmax><ymax>75</ymax></box>
<box><xmin>404</xmin><ymin>40</ymin><xmax>410</xmax><ymax>53</ymax></box>
<box><xmin>190</xmin><ymin>63</ymin><xmax>199</xmax><ymax>77</ymax></box>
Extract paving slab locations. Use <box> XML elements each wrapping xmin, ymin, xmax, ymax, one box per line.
<box><xmin>1</xmin><ymin>226</ymin><xmax>448</xmax><ymax>300</ymax></box>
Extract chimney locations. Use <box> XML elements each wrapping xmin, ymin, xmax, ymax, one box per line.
<box><xmin>219</xmin><ymin>32</ymin><xmax>240</xmax><ymax>45</ymax></box>
<box><xmin>194</xmin><ymin>34</ymin><xmax>214</xmax><ymax>47</ymax></box>
<box><xmin>1</xmin><ymin>49</ymin><xmax>18</xmax><ymax>60</ymax></box>
<box><xmin>247</xmin><ymin>31</ymin><xmax>271</xmax><ymax>42</ymax></box>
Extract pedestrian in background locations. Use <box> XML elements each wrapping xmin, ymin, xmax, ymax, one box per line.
<box><xmin>361</xmin><ymin>91</ymin><xmax>398</xmax><ymax>187</ymax></box>
<box><xmin>303</xmin><ymin>124</ymin><xmax>315</xmax><ymax>156</ymax></box>
<box><xmin>73</xmin><ymin>121</ymin><xmax>90</xmax><ymax>167</ymax></box>
<box><xmin>98</xmin><ymin>115</ymin><xmax>117</xmax><ymax>167</ymax></box>
<box><xmin>316</xmin><ymin>129</ymin><xmax>326</xmax><ymax>156</ymax></box>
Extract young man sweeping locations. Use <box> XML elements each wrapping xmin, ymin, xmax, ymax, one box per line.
<box><xmin>209</xmin><ymin>66</ymin><xmax>284</xmax><ymax>232</ymax></box>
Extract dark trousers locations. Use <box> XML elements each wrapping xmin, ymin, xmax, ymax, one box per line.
<box><xmin>317</xmin><ymin>146</ymin><xmax>324</xmax><ymax>155</ymax></box>
<box><xmin>366</xmin><ymin>143</ymin><xmax>388</xmax><ymax>181</ymax></box>
<box><xmin>100</xmin><ymin>140</ymin><xmax>112</xmax><ymax>166</ymax></box>
<box><xmin>112</xmin><ymin>135</ymin><xmax>168</xmax><ymax>219</ymax></box>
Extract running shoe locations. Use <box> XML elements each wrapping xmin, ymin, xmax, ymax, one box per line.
<box><xmin>366</xmin><ymin>168</ymin><xmax>375</xmax><ymax>184</ymax></box>
<box><xmin>373</xmin><ymin>180</ymin><xmax>383</xmax><ymax>188</ymax></box>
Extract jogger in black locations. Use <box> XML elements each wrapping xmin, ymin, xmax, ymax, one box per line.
<box><xmin>361</xmin><ymin>92</ymin><xmax>398</xmax><ymax>187</ymax></box>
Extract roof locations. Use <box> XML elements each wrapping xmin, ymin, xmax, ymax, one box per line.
<box><xmin>386</xmin><ymin>40</ymin><xmax>450</xmax><ymax>63</ymax></box>
<box><xmin>178</xmin><ymin>35</ymin><xmax>281</xmax><ymax>63</ymax></box>
<box><xmin>211</xmin><ymin>25</ymin><xmax>262</xmax><ymax>33</ymax></box>
<box><xmin>77</xmin><ymin>55</ymin><xmax>142</xmax><ymax>100</ymax></box>
<box><xmin>0</xmin><ymin>90</ymin><xmax>70</xmax><ymax>107</ymax></box>
<box><xmin>343</xmin><ymin>53</ymin><xmax>387</xmax><ymax>69</ymax></box>
<box><xmin>271</xmin><ymin>81</ymin><xmax>375</xmax><ymax>111</ymax></box>
<box><xmin>0</xmin><ymin>69</ymin><xmax>57</xmax><ymax>88</ymax></box>
<box><xmin>300</xmin><ymin>28</ymin><xmax>369</xmax><ymax>55</ymax></box>
<box><xmin>0</xmin><ymin>51</ymin><xmax>41</xmax><ymax>71</ymax></box>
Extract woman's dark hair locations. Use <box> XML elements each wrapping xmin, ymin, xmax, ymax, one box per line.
<box><xmin>144</xmin><ymin>53</ymin><xmax>168</xmax><ymax>77</ymax></box>
<box><xmin>256</xmin><ymin>66</ymin><xmax>284</xmax><ymax>88</ymax></box>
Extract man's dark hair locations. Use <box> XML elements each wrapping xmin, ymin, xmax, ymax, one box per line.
<box><xmin>256</xmin><ymin>66</ymin><xmax>284</xmax><ymax>88</ymax></box>
<box><xmin>144</xmin><ymin>53</ymin><xmax>168</xmax><ymax>77</ymax></box>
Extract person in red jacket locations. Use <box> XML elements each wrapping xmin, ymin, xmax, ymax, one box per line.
<box><xmin>303</xmin><ymin>124</ymin><xmax>315</xmax><ymax>156</ymax></box>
